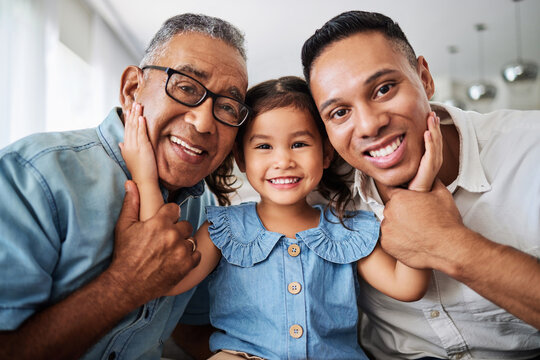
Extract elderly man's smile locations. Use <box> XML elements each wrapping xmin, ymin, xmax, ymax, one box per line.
<box><xmin>169</xmin><ymin>135</ymin><xmax>207</xmax><ymax>163</ymax></box>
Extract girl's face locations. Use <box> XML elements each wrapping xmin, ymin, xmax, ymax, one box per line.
<box><xmin>236</xmin><ymin>106</ymin><xmax>332</xmax><ymax>208</ymax></box>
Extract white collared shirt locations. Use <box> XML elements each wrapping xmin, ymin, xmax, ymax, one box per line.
<box><xmin>355</xmin><ymin>103</ymin><xmax>540</xmax><ymax>359</ymax></box>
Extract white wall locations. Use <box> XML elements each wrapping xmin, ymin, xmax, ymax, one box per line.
<box><xmin>0</xmin><ymin>0</ymin><xmax>137</xmax><ymax>148</ymax></box>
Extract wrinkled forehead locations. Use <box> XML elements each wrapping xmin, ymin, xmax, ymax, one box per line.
<box><xmin>157</xmin><ymin>33</ymin><xmax>248</xmax><ymax>97</ymax></box>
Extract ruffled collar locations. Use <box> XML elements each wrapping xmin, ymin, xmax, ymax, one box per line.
<box><xmin>206</xmin><ymin>202</ymin><xmax>379</xmax><ymax>267</ymax></box>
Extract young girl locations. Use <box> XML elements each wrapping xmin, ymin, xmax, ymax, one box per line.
<box><xmin>121</xmin><ymin>76</ymin><xmax>442</xmax><ymax>359</ymax></box>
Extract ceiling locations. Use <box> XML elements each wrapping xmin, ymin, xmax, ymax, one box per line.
<box><xmin>87</xmin><ymin>0</ymin><xmax>540</xmax><ymax>87</ymax></box>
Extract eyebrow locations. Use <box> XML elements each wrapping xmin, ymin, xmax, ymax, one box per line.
<box><xmin>248</xmin><ymin>130</ymin><xmax>315</xmax><ymax>143</ymax></box>
<box><xmin>175</xmin><ymin>64</ymin><xmax>244</xmax><ymax>101</ymax></box>
<box><xmin>318</xmin><ymin>68</ymin><xmax>398</xmax><ymax>113</ymax></box>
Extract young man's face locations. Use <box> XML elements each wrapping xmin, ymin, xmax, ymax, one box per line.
<box><xmin>309</xmin><ymin>32</ymin><xmax>434</xmax><ymax>188</ymax></box>
<box><xmin>123</xmin><ymin>32</ymin><xmax>248</xmax><ymax>191</ymax></box>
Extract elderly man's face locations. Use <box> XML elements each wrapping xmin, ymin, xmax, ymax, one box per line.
<box><xmin>309</xmin><ymin>32</ymin><xmax>434</xmax><ymax>188</ymax></box>
<box><xmin>128</xmin><ymin>33</ymin><xmax>247</xmax><ymax>191</ymax></box>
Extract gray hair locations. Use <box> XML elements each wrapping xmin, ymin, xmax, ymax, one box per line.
<box><xmin>139</xmin><ymin>13</ymin><xmax>247</xmax><ymax>67</ymax></box>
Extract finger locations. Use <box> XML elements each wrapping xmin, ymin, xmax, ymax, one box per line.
<box><xmin>385</xmin><ymin>185</ymin><xmax>405</xmax><ymax>200</ymax></box>
<box><xmin>427</xmin><ymin>113</ymin><xmax>443</xmax><ymax>166</ymax></box>
<box><xmin>154</xmin><ymin>202</ymin><xmax>183</xmax><ymax>225</ymax></box>
<box><xmin>124</xmin><ymin>106</ymin><xmax>135</xmax><ymax>148</ymax></box>
<box><xmin>432</xmin><ymin>178</ymin><xmax>447</xmax><ymax>192</ymax></box>
<box><xmin>116</xmin><ymin>180</ymin><xmax>141</xmax><ymax>231</ymax></box>
<box><xmin>137</xmin><ymin>115</ymin><xmax>150</xmax><ymax>147</ymax></box>
<box><xmin>130</xmin><ymin>103</ymin><xmax>141</xmax><ymax>147</ymax></box>
<box><xmin>190</xmin><ymin>250</ymin><xmax>202</xmax><ymax>268</ymax></box>
<box><xmin>174</xmin><ymin>219</ymin><xmax>194</xmax><ymax>239</ymax></box>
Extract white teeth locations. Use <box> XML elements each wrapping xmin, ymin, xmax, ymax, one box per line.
<box><xmin>369</xmin><ymin>136</ymin><xmax>403</xmax><ymax>158</ymax></box>
<box><xmin>269</xmin><ymin>177</ymin><xmax>299</xmax><ymax>185</ymax></box>
<box><xmin>170</xmin><ymin>136</ymin><xmax>203</xmax><ymax>155</ymax></box>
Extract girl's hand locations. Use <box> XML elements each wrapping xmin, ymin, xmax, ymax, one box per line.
<box><xmin>407</xmin><ymin>111</ymin><xmax>442</xmax><ymax>192</ymax></box>
<box><xmin>119</xmin><ymin>102</ymin><xmax>158</xmax><ymax>184</ymax></box>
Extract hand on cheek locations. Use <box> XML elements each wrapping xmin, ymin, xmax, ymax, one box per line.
<box><xmin>407</xmin><ymin>112</ymin><xmax>442</xmax><ymax>192</ymax></box>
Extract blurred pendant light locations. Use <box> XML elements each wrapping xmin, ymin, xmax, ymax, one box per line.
<box><xmin>443</xmin><ymin>45</ymin><xmax>467</xmax><ymax>109</ymax></box>
<box><xmin>501</xmin><ymin>0</ymin><xmax>538</xmax><ymax>82</ymax></box>
<box><xmin>467</xmin><ymin>24</ymin><xmax>497</xmax><ymax>101</ymax></box>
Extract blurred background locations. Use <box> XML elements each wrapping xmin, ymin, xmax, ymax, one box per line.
<box><xmin>2</xmin><ymin>0</ymin><xmax>539</xmax><ymax>206</ymax></box>
<box><xmin>2</xmin><ymin>0</ymin><xmax>540</xmax><ymax>151</ymax></box>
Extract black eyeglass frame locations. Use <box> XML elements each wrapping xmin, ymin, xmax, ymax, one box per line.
<box><xmin>141</xmin><ymin>65</ymin><xmax>250</xmax><ymax>127</ymax></box>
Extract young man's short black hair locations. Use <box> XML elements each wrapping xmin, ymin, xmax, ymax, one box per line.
<box><xmin>301</xmin><ymin>10</ymin><xmax>417</xmax><ymax>84</ymax></box>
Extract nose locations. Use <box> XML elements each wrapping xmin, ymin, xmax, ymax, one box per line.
<box><xmin>183</xmin><ymin>97</ymin><xmax>216</xmax><ymax>134</ymax></box>
<box><xmin>273</xmin><ymin>148</ymin><xmax>295</xmax><ymax>169</ymax></box>
<box><xmin>353</xmin><ymin>105</ymin><xmax>389</xmax><ymax>138</ymax></box>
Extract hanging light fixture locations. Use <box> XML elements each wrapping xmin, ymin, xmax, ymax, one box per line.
<box><xmin>501</xmin><ymin>0</ymin><xmax>538</xmax><ymax>82</ymax></box>
<box><xmin>467</xmin><ymin>24</ymin><xmax>497</xmax><ymax>101</ymax></box>
<box><xmin>443</xmin><ymin>45</ymin><xmax>466</xmax><ymax>109</ymax></box>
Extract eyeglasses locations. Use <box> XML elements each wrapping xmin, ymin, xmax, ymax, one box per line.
<box><xmin>142</xmin><ymin>65</ymin><xmax>250</xmax><ymax>127</ymax></box>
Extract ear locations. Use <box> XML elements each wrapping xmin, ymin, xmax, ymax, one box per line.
<box><xmin>233</xmin><ymin>142</ymin><xmax>246</xmax><ymax>173</ymax></box>
<box><xmin>119</xmin><ymin>66</ymin><xmax>144</xmax><ymax>120</ymax></box>
<box><xmin>416</xmin><ymin>56</ymin><xmax>435</xmax><ymax>100</ymax></box>
<box><xmin>322</xmin><ymin>138</ymin><xmax>334</xmax><ymax>169</ymax></box>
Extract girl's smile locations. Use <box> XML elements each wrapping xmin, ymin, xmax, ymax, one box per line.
<box><xmin>237</xmin><ymin>106</ymin><xmax>332</xmax><ymax>210</ymax></box>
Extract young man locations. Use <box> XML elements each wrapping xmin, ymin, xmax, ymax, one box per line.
<box><xmin>302</xmin><ymin>10</ymin><xmax>540</xmax><ymax>360</ymax></box>
<box><xmin>0</xmin><ymin>14</ymin><xmax>248</xmax><ymax>359</ymax></box>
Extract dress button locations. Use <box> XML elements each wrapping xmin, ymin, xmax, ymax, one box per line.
<box><xmin>288</xmin><ymin>244</ymin><xmax>300</xmax><ymax>257</ymax></box>
<box><xmin>289</xmin><ymin>324</ymin><xmax>303</xmax><ymax>338</ymax></box>
<box><xmin>288</xmin><ymin>281</ymin><xmax>302</xmax><ymax>294</ymax></box>
<box><xmin>430</xmin><ymin>310</ymin><xmax>440</xmax><ymax>318</ymax></box>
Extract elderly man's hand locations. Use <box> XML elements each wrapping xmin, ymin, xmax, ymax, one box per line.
<box><xmin>109</xmin><ymin>180</ymin><xmax>201</xmax><ymax>306</ymax></box>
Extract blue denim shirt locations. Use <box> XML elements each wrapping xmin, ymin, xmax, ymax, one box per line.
<box><xmin>0</xmin><ymin>108</ymin><xmax>214</xmax><ymax>359</ymax></box>
<box><xmin>205</xmin><ymin>202</ymin><xmax>380</xmax><ymax>360</ymax></box>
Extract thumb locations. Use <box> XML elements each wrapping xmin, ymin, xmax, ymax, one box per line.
<box><xmin>116</xmin><ymin>180</ymin><xmax>140</xmax><ymax>230</ymax></box>
<box><xmin>385</xmin><ymin>185</ymin><xmax>405</xmax><ymax>200</ymax></box>
<box><xmin>432</xmin><ymin>178</ymin><xmax>446</xmax><ymax>192</ymax></box>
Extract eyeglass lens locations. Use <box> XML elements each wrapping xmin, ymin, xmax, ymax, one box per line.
<box><xmin>166</xmin><ymin>72</ymin><xmax>248</xmax><ymax>126</ymax></box>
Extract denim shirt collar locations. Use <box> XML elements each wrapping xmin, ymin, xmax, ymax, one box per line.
<box><xmin>206</xmin><ymin>202</ymin><xmax>379</xmax><ymax>267</ymax></box>
<box><xmin>96</xmin><ymin>107</ymin><xmax>205</xmax><ymax>205</ymax></box>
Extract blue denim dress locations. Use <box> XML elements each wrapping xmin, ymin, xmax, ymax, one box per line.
<box><xmin>206</xmin><ymin>202</ymin><xmax>380</xmax><ymax>360</ymax></box>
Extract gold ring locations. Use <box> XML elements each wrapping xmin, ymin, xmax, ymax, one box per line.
<box><xmin>186</xmin><ymin>237</ymin><xmax>196</xmax><ymax>252</ymax></box>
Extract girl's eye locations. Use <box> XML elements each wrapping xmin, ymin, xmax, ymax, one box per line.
<box><xmin>255</xmin><ymin>144</ymin><xmax>271</xmax><ymax>150</ymax></box>
<box><xmin>375</xmin><ymin>83</ymin><xmax>394</xmax><ymax>98</ymax></box>
<box><xmin>292</xmin><ymin>142</ymin><xmax>307</xmax><ymax>149</ymax></box>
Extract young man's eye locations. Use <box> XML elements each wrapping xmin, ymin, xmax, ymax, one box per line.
<box><xmin>329</xmin><ymin>108</ymin><xmax>349</xmax><ymax>120</ymax></box>
<box><xmin>375</xmin><ymin>83</ymin><xmax>394</xmax><ymax>98</ymax></box>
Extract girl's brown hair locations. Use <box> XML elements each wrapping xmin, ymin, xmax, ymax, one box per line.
<box><xmin>236</xmin><ymin>76</ymin><xmax>354</xmax><ymax>223</ymax></box>
<box><xmin>207</xmin><ymin>76</ymin><xmax>355</xmax><ymax>221</ymax></box>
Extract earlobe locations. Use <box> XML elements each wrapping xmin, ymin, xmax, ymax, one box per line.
<box><xmin>417</xmin><ymin>56</ymin><xmax>435</xmax><ymax>100</ymax></box>
<box><xmin>322</xmin><ymin>139</ymin><xmax>334</xmax><ymax>169</ymax></box>
<box><xmin>233</xmin><ymin>143</ymin><xmax>246</xmax><ymax>173</ymax></box>
<box><xmin>119</xmin><ymin>66</ymin><xmax>144</xmax><ymax>116</ymax></box>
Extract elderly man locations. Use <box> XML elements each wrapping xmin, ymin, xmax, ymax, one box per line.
<box><xmin>302</xmin><ymin>10</ymin><xmax>540</xmax><ymax>360</ymax></box>
<box><xmin>0</xmin><ymin>13</ymin><xmax>247</xmax><ymax>360</ymax></box>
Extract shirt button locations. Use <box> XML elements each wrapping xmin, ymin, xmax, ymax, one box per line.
<box><xmin>288</xmin><ymin>282</ymin><xmax>302</xmax><ymax>295</ymax></box>
<box><xmin>430</xmin><ymin>310</ymin><xmax>440</xmax><ymax>318</ymax></box>
<box><xmin>289</xmin><ymin>324</ymin><xmax>303</xmax><ymax>339</ymax></box>
<box><xmin>108</xmin><ymin>352</ymin><xmax>116</xmax><ymax>360</ymax></box>
<box><xmin>288</xmin><ymin>244</ymin><xmax>300</xmax><ymax>257</ymax></box>
<box><xmin>454</xmin><ymin>353</ymin><xmax>464</xmax><ymax>359</ymax></box>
